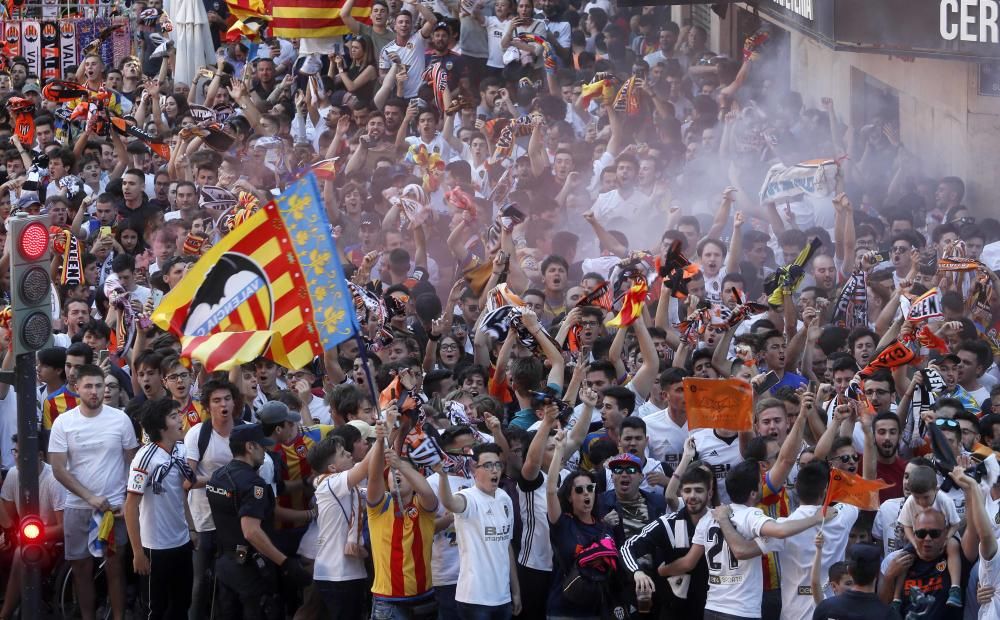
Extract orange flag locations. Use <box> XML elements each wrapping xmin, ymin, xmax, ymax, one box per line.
<box><xmin>822</xmin><ymin>469</ymin><xmax>892</xmax><ymax>512</ymax></box>
<box><xmin>682</xmin><ymin>378</ymin><xmax>753</xmax><ymax>431</ymax></box>
<box><xmin>859</xmin><ymin>340</ymin><xmax>915</xmax><ymax>376</ymax></box>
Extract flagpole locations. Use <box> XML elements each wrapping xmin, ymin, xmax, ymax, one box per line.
<box><xmin>354</xmin><ymin>331</ymin><xmax>406</xmax><ymax>512</ymax></box>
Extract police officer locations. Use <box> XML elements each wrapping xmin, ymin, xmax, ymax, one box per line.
<box><xmin>206</xmin><ymin>424</ymin><xmax>311</xmax><ymax>619</ymax></box>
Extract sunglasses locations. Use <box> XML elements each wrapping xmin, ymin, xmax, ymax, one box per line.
<box><xmin>935</xmin><ymin>418</ymin><xmax>959</xmax><ymax>428</ymax></box>
<box><xmin>610</xmin><ymin>465</ymin><xmax>640</xmax><ymax>475</ymax></box>
<box><xmin>573</xmin><ymin>484</ymin><xmax>596</xmax><ymax>494</ymax></box>
<box><xmin>832</xmin><ymin>454</ymin><xmax>860</xmax><ymax>463</ymax></box>
<box><xmin>914</xmin><ymin>528</ymin><xmax>943</xmax><ymax>539</ymax></box>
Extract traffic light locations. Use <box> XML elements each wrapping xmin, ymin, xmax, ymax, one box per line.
<box><xmin>7</xmin><ymin>213</ymin><xmax>52</xmax><ymax>356</ymax></box>
<box><xmin>18</xmin><ymin>514</ymin><xmax>45</xmax><ymax>565</ymax></box>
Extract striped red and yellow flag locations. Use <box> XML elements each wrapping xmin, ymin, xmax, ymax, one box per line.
<box><xmin>42</xmin><ymin>386</ymin><xmax>79</xmax><ymax>430</ymax></box>
<box><xmin>153</xmin><ymin>173</ymin><xmax>358</xmax><ymax>372</ymax></box>
<box><xmin>226</xmin><ymin>0</ymin><xmax>267</xmax><ymax>21</ymax></box>
<box><xmin>270</xmin><ymin>0</ymin><xmax>372</xmax><ymax>39</ymax></box>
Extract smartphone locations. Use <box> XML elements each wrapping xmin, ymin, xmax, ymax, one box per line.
<box><xmin>807</xmin><ymin>379</ymin><xmax>818</xmax><ymax>394</ymax></box>
<box><xmin>98</xmin><ymin>349</ymin><xmax>109</xmax><ymax>366</ymax></box>
<box><xmin>754</xmin><ymin>370</ymin><xmax>780</xmax><ymax>395</ymax></box>
<box><xmin>100</xmin><ymin>225</ymin><xmax>112</xmax><ymax>238</ymax></box>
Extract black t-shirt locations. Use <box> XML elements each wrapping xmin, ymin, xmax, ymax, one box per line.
<box><xmin>898</xmin><ymin>545</ymin><xmax>968</xmax><ymax>620</ymax></box>
<box><xmin>813</xmin><ymin>590</ymin><xmax>902</xmax><ymax>620</ymax></box>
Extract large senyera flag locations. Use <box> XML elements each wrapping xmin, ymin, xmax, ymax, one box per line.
<box><xmin>227</xmin><ymin>0</ymin><xmax>372</xmax><ymax>38</ymax></box>
<box><xmin>152</xmin><ymin>173</ymin><xmax>358</xmax><ymax>371</ymax></box>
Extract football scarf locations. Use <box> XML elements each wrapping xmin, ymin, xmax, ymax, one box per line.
<box><xmin>52</xmin><ymin>228</ymin><xmax>82</xmax><ymax>285</ymax></box>
<box><xmin>830</xmin><ymin>269</ymin><xmax>868</xmax><ymax>329</ymax></box>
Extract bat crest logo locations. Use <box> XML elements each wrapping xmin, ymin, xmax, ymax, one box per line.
<box><xmin>182</xmin><ymin>253</ymin><xmax>274</xmax><ymax>337</ymax></box>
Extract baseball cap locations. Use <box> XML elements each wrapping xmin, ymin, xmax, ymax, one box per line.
<box><xmin>258</xmin><ymin>401</ymin><xmax>300</xmax><ymax>425</ymax></box>
<box><xmin>607</xmin><ymin>453</ymin><xmax>642</xmax><ymax>469</ymax></box>
<box><xmin>346</xmin><ymin>420</ymin><xmax>376</xmax><ymax>442</ymax></box>
<box><xmin>230</xmin><ymin>423</ymin><xmax>276</xmax><ymax>447</ymax></box>
<box><xmin>359</xmin><ymin>212</ymin><xmax>378</xmax><ymax>229</ymax></box>
<box><xmin>15</xmin><ymin>193</ymin><xmax>41</xmax><ymax>213</ymax></box>
<box><xmin>433</xmin><ymin>20</ymin><xmax>450</xmax><ymax>32</ymax></box>
<box><xmin>22</xmin><ymin>82</ymin><xmax>40</xmax><ymax>95</ymax></box>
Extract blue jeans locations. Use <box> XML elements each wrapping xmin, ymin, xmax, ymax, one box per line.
<box><xmin>435</xmin><ymin>584</ymin><xmax>458</xmax><ymax>620</ymax></box>
<box><xmin>371</xmin><ymin>596</ymin><xmax>438</xmax><ymax>620</ymax></box>
<box><xmin>456</xmin><ymin>601</ymin><xmax>512</xmax><ymax>620</ymax></box>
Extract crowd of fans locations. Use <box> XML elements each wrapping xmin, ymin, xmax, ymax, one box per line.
<box><xmin>0</xmin><ymin>0</ymin><xmax>997</xmax><ymax>619</ymax></box>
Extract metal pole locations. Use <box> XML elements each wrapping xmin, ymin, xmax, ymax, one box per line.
<box><xmin>15</xmin><ymin>351</ymin><xmax>41</xmax><ymax>618</ymax></box>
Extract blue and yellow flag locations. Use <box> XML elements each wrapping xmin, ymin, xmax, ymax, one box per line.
<box><xmin>152</xmin><ymin>173</ymin><xmax>357</xmax><ymax>371</ymax></box>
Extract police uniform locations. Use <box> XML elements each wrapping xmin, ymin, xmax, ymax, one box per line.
<box><xmin>206</xmin><ymin>424</ymin><xmax>281</xmax><ymax>620</ymax></box>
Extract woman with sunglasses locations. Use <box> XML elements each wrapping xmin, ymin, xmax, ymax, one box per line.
<box><xmin>544</xmin><ymin>431</ymin><xmax>617</xmax><ymax>620</ymax></box>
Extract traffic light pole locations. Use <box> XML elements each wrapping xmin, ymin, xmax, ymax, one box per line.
<box><xmin>15</xmin><ymin>352</ymin><xmax>40</xmax><ymax>618</ymax></box>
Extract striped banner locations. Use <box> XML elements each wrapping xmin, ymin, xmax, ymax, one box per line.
<box><xmin>269</xmin><ymin>0</ymin><xmax>372</xmax><ymax>38</ymax></box>
<box><xmin>153</xmin><ymin>173</ymin><xmax>358</xmax><ymax>371</ymax></box>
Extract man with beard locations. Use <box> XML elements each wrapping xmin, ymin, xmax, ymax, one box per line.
<box><xmin>345</xmin><ymin>113</ymin><xmax>395</xmax><ymax>179</ymax></box>
<box><xmin>624</xmin><ymin>466</ymin><xmax>711</xmax><ymax>618</ymax></box>
<box><xmin>50</xmin><ymin>365</ymin><xmax>139</xmax><ymax>620</ymax></box>
<box><xmin>864</xmin><ymin>412</ymin><xmax>906</xmax><ymax>501</ymax></box>
<box><xmin>810</xmin><ymin>254</ymin><xmax>838</xmax><ymax>295</ymax></box>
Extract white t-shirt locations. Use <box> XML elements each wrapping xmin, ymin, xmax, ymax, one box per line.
<box><xmin>897</xmin><ymin>491</ymin><xmax>960</xmax><ymax>530</ymax></box>
<box><xmin>692</xmin><ymin>503</ymin><xmax>773</xmax><ymax>618</ymax></box>
<box><xmin>984</xmin><ymin>488</ymin><xmax>1000</xmax><ymax>541</ymax></box>
<box><xmin>979</xmin><ymin>546</ymin><xmax>1000</xmax><ymax>620</ymax></box>
<box><xmin>643</xmin><ymin>408</ymin><xmax>688</xmax><ymax>470</ymax></box>
<box><xmin>312</xmin><ymin>471</ymin><xmax>367</xmax><ymax>582</ymax></box>
<box><xmin>48</xmin><ymin>405</ymin><xmax>138</xmax><ymax>510</ymax></box>
<box><xmin>485</xmin><ymin>15</ymin><xmax>512</xmax><ymax>68</ymax></box>
<box><xmin>0</xmin><ymin>388</ymin><xmax>16</xmax><ymax>470</ymax></box>
<box><xmin>691</xmin><ymin>428</ymin><xmax>742</xmax><ymax>504</ymax></box>
<box><xmin>872</xmin><ymin>496</ymin><xmax>905</xmax><ymax>556</ymax></box>
<box><xmin>0</xmin><ymin>462</ymin><xmax>66</xmax><ymax>525</ymax></box>
<box><xmin>770</xmin><ymin>503</ymin><xmax>860</xmax><ymax>620</ymax></box>
<box><xmin>183</xmin><ymin>423</ymin><xmax>232</xmax><ymax>532</ymax></box>
<box><xmin>454</xmin><ymin>485</ymin><xmax>514</xmax><ymax>606</ymax></box>
<box><xmin>127</xmin><ymin>442</ymin><xmax>191</xmax><ymax>550</ymax></box>
<box><xmin>429</xmin><ymin>472</ymin><xmax>473</xmax><ymax>585</ymax></box>
<box><xmin>378</xmin><ymin>32</ymin><xmax>429</xmax><ymax>98</ymax></box>
<box><xmin>515</xmin><ymin>472</ymin><xmax>553</xmax><ymax>571</ymax></box>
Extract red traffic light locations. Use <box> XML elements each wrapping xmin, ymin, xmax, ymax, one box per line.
<box><xmin>20</xmin><ymin>515</ymin><xmax>42</xmax><ymax>541</ymax></box>
<box><xmin>17</xmin><ymin>222</ymin><xmax>49</xmax><ymax>261</ymax></box>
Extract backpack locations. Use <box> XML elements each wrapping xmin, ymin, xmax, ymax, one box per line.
<box><xmin>197</xmin><ymin>420</ymin><xmax>214</xmax><ymax>463</ymax></box>
<box><xmin>561</xmin><ymin>535</ymin><xmax>620</xmax><ymax>607</ymax></box>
